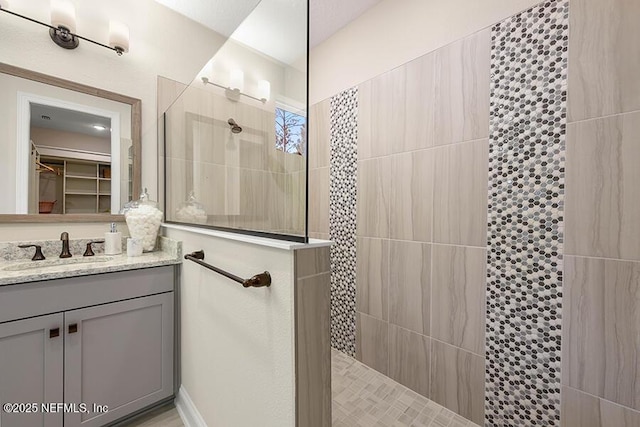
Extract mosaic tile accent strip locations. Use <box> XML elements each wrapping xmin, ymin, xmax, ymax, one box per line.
<box><xmin>329</xmin><ymin>88</ymin><xmax>358</xmax><ymax>356</ymax></box>
<box><xmin>486</xmin><ymin>0</ymin><xmax>569</xmax><ymax>425</ymax></box>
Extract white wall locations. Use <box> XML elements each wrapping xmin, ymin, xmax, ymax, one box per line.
<box><xmin>0</xmin><ymin>222</ymin><xmax>129</xmax><ymax>242</ymax></box>
<box><xmin>31</xmin><ymin>127</ymin><xmax>111</xmax><ymax>155</ymax></box>
<box><xmin>309</xmin><ymin>0</ymin><xmax>543</xmax><ymax>104</ymax></box>
<box><xmin>164</xmin><ymin>227</ymin><xmax>296</xmax><ymax>427</ymax></box>
<box><xmin>0</xmin><ymin>0</ymin><xmax>227</xmax><ymax>202</ymax></box>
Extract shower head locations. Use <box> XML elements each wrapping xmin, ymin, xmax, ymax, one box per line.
<box><xmin>228</xmin><ymin>118</ymin><xmax>242</xmax><ymax>134</ymax></box>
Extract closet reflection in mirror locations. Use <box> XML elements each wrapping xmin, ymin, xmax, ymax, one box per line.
<box><xmin>30</xmin><ymin>104</ymin><xmax>120</xmax><ymax>214</ymax></box>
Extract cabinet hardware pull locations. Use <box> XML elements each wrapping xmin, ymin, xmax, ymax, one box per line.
<box><xmin>68</xmin><ymin>324</ymin><xmax>78</xmax><ymax>334</ymax></box>
<box><xmin>49</xmin><ymin>328</ymin><xmax>60</xmax><ymax>338</ymax></box>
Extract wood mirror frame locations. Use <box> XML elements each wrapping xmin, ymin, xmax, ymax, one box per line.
<box><xmin>0</xmin><ymin>62</ymin><xmax>141</xmax><ymax>223</ymax></box>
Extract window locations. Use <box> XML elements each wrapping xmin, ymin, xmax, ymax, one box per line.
<box><xmin>275</xmin><ymin>106</ymin><xmax>306</xmax><ymax>155</ymax></box>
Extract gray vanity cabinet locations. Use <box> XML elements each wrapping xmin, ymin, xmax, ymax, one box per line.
<box><xmin>63</xmin><ymin>293</ymin><xmax>174</xmax><ymax>427</ymax></box>
<box><xmin>0</xmin><ymin>313</ymin><xmax>64</xmax><ymax>427</ymax></box>
<box><xmin>0</xmin><ymin>266</ymin><xmax>176</xmax><ymax>427</ymax></box>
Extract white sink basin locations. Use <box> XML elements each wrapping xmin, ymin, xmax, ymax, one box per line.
<box><xmin>3</xmin><ymin>256</ymin><xmax>115</xmax><ymax>271</ymax></box>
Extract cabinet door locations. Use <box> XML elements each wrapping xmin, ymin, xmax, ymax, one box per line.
<box><xmin>64</xmin><ymin>293</ymin><xmax>174</xmax><ymax>427</ymax></box>
<box><xmin>0</xmin><ymin>313</ymin><xmax>64</xmax><ymax>427</ymax></box>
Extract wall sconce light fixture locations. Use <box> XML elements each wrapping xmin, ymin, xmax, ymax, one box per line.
<box><xmin>201</xmin><ymin>66</ymin><xmax>270</xmax><ymax>104</ymax></box>
<box><xmin>0</xmin><ymin>0</ymin><xmax>129</xmax><ymax>55</ymax></box>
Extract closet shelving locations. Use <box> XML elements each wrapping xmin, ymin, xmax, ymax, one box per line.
<box><xmin>63</xmin><ymin>160</ymin><xmax>111</xmax><ymax>214</ymax></box>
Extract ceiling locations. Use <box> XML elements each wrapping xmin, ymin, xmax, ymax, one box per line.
<box><xmin>153</xmin><ymin>0</ymin><xmax>383</xmax><ymax>64</ymax></box>
<box><xmin>231</xmin><ymin>0</ymin><xmax>308</xmax><ymax>65</ymax></box>
<box><xmin>309</xmin><ymin>0</ymin><xmax>382</xmax><ymax>47</ymax></box>
<box><xmin>30</xmin><ymin>104</ymin><xmax>112</xmax><ymax>139</ymax></box>
<box><xmin>152</xmin><ymin>0</ymin><xmax>262</xmax><ymax>38</ymax></box>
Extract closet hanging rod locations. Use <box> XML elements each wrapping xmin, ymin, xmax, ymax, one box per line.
<box><xmin>36</xmin><ymin>161</ymin><xmax>61</xmax><ymax>175</ymax></box>
<box><xmin>36</xmin><ymin>161</ymin><xmax>56</xmax><ymax>173</ymax></box>
<box><xmin>184</xmin><ymin>250</ymin><xmax>271</xmax><ymax>288</ymax></box>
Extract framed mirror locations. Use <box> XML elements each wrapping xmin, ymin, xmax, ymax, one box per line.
<box><xmin>0</xmin><ymin>62</ymin><xmax>141</xmax><ymax>222</ymax></box>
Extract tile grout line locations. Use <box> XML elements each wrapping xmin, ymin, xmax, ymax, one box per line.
<box><xmin>566</xmin><ymin>107</ymin><xmax>640</xmax><ymax>126</ymax></box>
<box><xmin>563</xmin><ymin>253</ymin><xmax>640</xmax><ymax>264</ymax></box>
<box><xmin>562</xmin><ymin>385</ymin><xmax>640</xmax><ymax>415</ymax></box>
<box><xmin>296</xmin><ymin>270</ymin><xmax>332</xmax><ymax>281</ymax></box>
<box><xmin>429</xmin><ymin>134</ymin><xmax>435</xmax><ymax>401</ymax></box>
<box><xmin>380</xmin><ymin>318</ymin><xmax>486</xmax><ymax>360</ymax></box>
<box><xmin>357</xmin><ymin>136</ymin><xmax>490</xmax><ymax>164</ymax></box>
<box><xmin>356</xmin><ymin>236</ymin><xmax>488</xmax><ymax>251</ymax></box>
<box><xmin>386</xmin><ymin>105</ymin><xmax>392</xmax><ymax>380</ymax></box>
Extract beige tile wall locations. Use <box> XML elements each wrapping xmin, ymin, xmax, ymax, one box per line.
<box><xmin>308</xmin><ymin>99</ymin><xmax>331</xmax><ymax>237</ymax></box>
<box><xmin>355</xmin><ymin>237</ymin><xmax>389</xmax><ymax>321</ymax></box>
<box><xmin>562</xmin><ymin>0</ymin><xmax>640</xmax><ymax>423</ymax></box>
<box><xmin>390</xmin><ymin>150</ymin><xmax>434</xmax><ymax>242</ymax></box>
<box><xmin>304</xmin><ymin>99</ymin><xmax>339</xmax><ymax>244</ymax></box>
<box><xmin>567</xmin><ymin>0</ymin><xmax>640</xmax><ymax>122</ymax></box>
<box><xmin>431</xmin><ymin>245</ymin><xmax>486</xmax><ymax>356</ymax></box>
<box><xmin>355</xmin><ymin>312</ymin><xmax>389</xmax><ymax>375</ymax></box>
<box><xmin>565</xmin><ymin>112</ymin><xmax>640</xmax><ymax>260</ymax></box>
<box><xmin>432</xmin><ymin>31</ymin><xmax>491</xmax><ymax>147</ymax></box>
<box><xmin>309</xmin><ymin>100</ymin><xmax>330</xmax><ymax>169</ymax></box>
<box><xmin>388</xmin><ymin>240</ymin><xmax>431</xmax><ymax>335</ymax></box>
<box><xmin>294</xmin><ymin>246</ymin><xmax>332</xmax><ymax>427</ymax></box>
<box><xmin>432</xmin><ymin>139</ymin><xmax>489</xmax><ymax>247</ymax></box>
<box><xmin>430</xmin><ymin>340</ymin><xmax>485</xmax><ymax>425</ymax></box>
<box><xmin>561</xmin><ymin>386</ymin><xmax>640</xmax><ymax>427</ymax></box>
<box><xmin>389</xmin><ymin>325</ymin><xmax>431</xmax><ymax>397</ymax></box>
<box><xmin>309</xmin><ymin>29</ymin><xmax>491</xmax><ymax>426</ymax></box>
<box><xmin>563</xmin><ymin>257</ymin><xmax>640</xmax><ymax>411</ymax></box>
<box><xmin>356</xmin><ymin>157</ymin><xmax>391</xmax><ymax>238</ymax></box>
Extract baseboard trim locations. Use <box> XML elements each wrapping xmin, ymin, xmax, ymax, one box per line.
<box><xmin>175</xmin><ymin>386</ymin><xmax>208</xmax><ymax>427</ymax></box>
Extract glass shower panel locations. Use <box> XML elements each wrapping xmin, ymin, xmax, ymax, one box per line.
<box><xmin>163</xmin><ymin>0</ymin><xmax>308</xmax><ymax>242</ymax></box>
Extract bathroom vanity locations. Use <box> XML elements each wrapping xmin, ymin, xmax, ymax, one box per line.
<box><xmin>0</xmin><ymin>238</ymin><xmax>181</xmax><ymax>427</ymax></box>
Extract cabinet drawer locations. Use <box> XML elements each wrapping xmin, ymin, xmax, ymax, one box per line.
<box><xmin>0</xmin><ymin>266</ymin><xmax>175</xmax><ymax>324</ymax></box>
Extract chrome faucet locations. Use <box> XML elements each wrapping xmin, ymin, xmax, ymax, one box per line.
<box><xmin>60</xmin><ymin>232</ymin><xmax>72</xmax><ymax>258</ymax></box>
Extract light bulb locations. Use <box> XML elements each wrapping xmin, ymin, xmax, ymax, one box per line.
<box><xmin>258</xmin><ymin>80</ymin><xmax>271</xmax><ymax>102</ymax></box>
<box><xmin>229</xmin><ymin>69</ymin><xmax>244</xmax><ymax>92</ymax></box>
<box><xmin>50</xmin><ymin>0</ymin><xmax>76</xmax><ymax>33</ymax></box>
<box><xmin>108</xmin><ymin>21</ymin><xmax>129</xmax><ymax>53</ymax></box>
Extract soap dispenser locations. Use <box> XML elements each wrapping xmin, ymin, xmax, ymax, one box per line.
<box><xmin>104</xmin><ymin>222</ymin><xmax>122</xmax><ymax>255</ymax></box>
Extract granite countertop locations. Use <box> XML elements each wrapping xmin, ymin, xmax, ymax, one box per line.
<box><xmin>0</xmin><ymin>237</ymin><xmax>182</xmax><ymax>286</ymax></box>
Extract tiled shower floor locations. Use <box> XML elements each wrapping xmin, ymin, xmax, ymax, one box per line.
<box><xmin>332</xmin><ymin>349</ymin><xmax>480</xmax><ymax>427</ymax></box>
<box><xmin>128</xmin><ymin>350</ymin><xmax>480</xmax><ymax>426</ymax></box>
